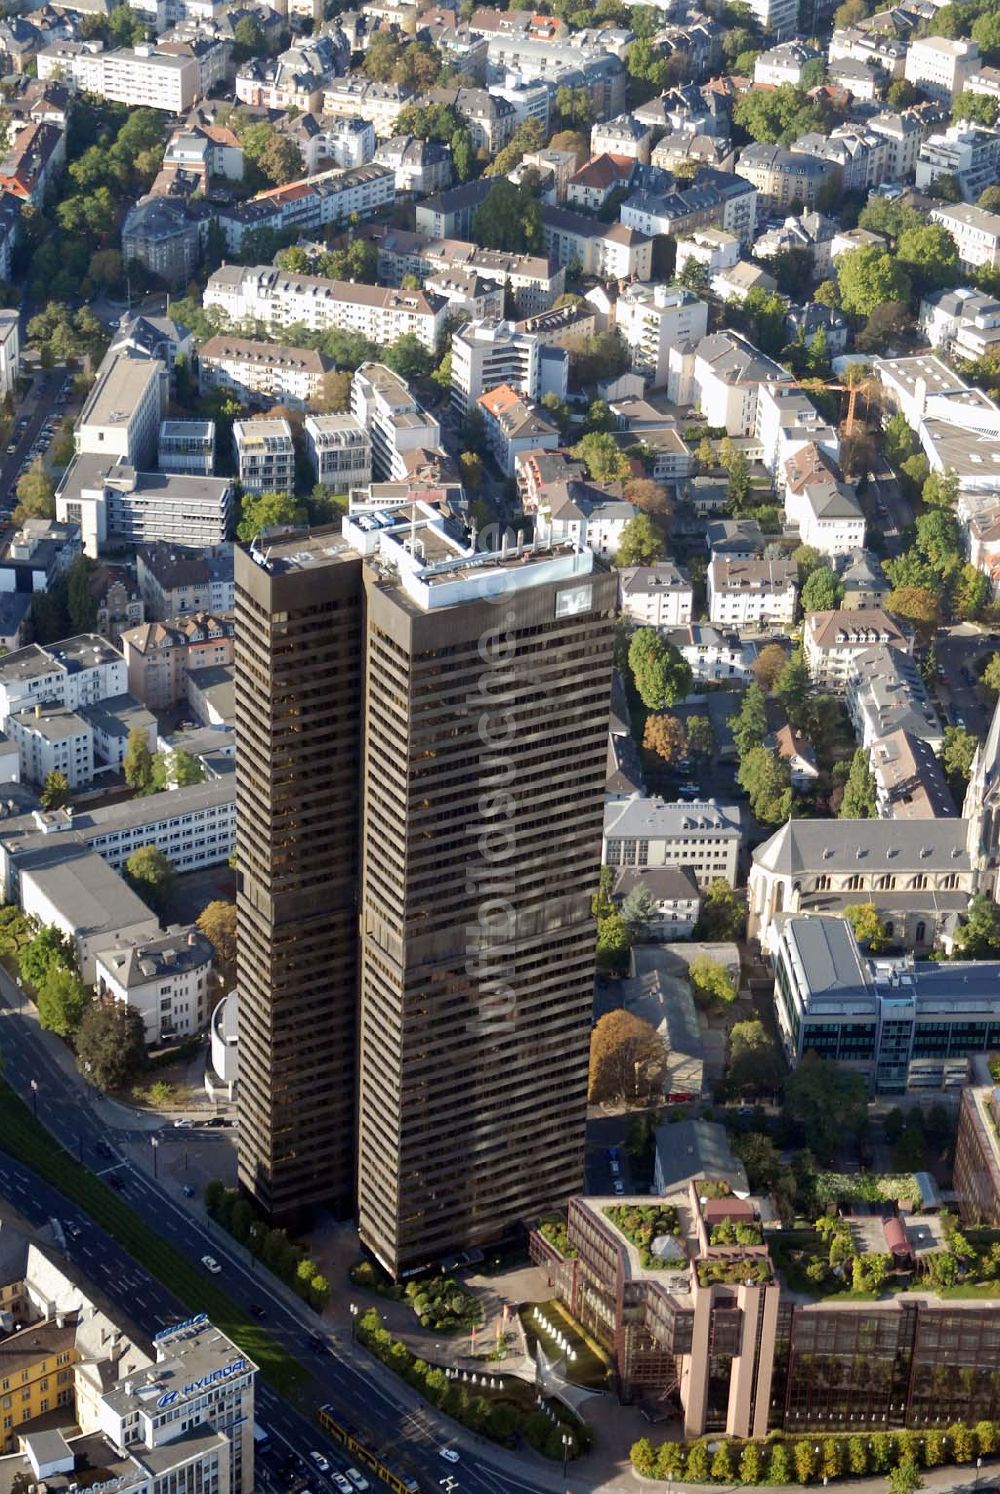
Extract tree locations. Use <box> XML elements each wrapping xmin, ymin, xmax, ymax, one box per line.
<box><xmin>624</xmin><ymin>477</ymin><xmax>671</xmax><ymax>517</ymax></box>
<box><xmin>683</xmin><ymin>717</ymin><xmax>711</xmax><ymax>761</ymax></box>
<box><xmin>628</xmin><ymin>629</ymin><xmax>692</xmax><ymax>709</ymax></box>
<box><xmin>471</xmin><ymin>180</ymin><xmax>542</xmax><ymax>255</ymax></box>
<box><xmin>888</xmin><ymin>1464</ymin><xmax>924</xmax><ymax>1494</ymax></box>
<box><xmin>886</xmin><ymin>585</ymin><xmax>940</xmax><ymax>639</ymax></box>
<box><xmin>942</xmin><ymin>724</ymin><xmax>978</xmax><ymax>787</ymax></box>
<box><xmin>775</xmin><ymin>650</ymin><xmax>812</xmax><ymax>730</ymax></box>
<box><xmin>642</xmin><ymin>713</ymin><xmax>686</xmax><ymax>764</ymax></box>
<box><xmin>689</xmin><ymin>954</ymin><xmax>736</xmax><ymax>1005</ymax></box>
<box><xmin>596</xmin><ymin>911</ymin><xmax>631</xmax><ymax>974</ymax></box>
<box><xmin>783</xmin><ymin>1051</ymin><xmax>868</xmax><ymax>1163</ymax></box>
<box><xmin>39</xmin><ymin>769</ymin><xmax>71</xmax><ymax>811</ymax></box>
<box><xmin>236</xmin><ymin>491</ymin><xmax>306</xmax><ymax>543</ymax></box>
<box><xmin>14</xmin><ymin>460</ymin><xmax>55</xmax><ymax>524</ymax></box>
<box><xmin>753</xmin><ymin>642</ymin><xmax>788</xmax><ymax>692</ymax></box>
<box><xmin>921</xmin><ymin>469</ymin><xmax>959</xmax><ymax>510</ymax></box>
<box><xmin>196</xmin><ymin>900</ymin><xmax>237</xmax><ymax>970</ymax></box>
<box><xmin>856</xmin><ymin>301</ymin><xmax>914</xmax><ymax>355</ymax></box>
<box><xmin>887</xmin><ymin>77</ymin><xmax>918</xmax><ymax>108</ymax></box>
<box><xmin>66</xmin><ymin>556</ymin><xmax>97</xmax><ymax>634</ymax></box>
<box><xmin>896</xmin><ymin>222</ymin><xmax>959</xmax><ymax>297</ymax></box>
<box><xmin>729</xmin><ymin>682</ymin><xmax>767</xmax><ymax>758</ymax></box>
<box><xmin>616</xmin><ymin>514</ymin><xmax>666</xmax><ymax>566</ymax></box>
<box><xmin>620</xmin><ymin>885</ymin><xmax>658</xmax><ymax>939</ymax></box>
<box><xmin>915</xmin><ymin>507</ymin><xmax>962</xmax><ymax>575</ymax></box>
<box><xmin>952</xmin><ymin>562</ymin><xmax>989</xmax><ymax>621</ymax></box>
<box><xmin>737</xmin><ymin>745</ymin><xmax>791</xmax><ymax>824</ymax></box>
<box><xmin>845</xmin><ymin>903</ymin><xmax>887</xmax><ymax>952</ymax></box>
<box><xmin>588</xmin><ymin>1009</ymin><xmax>666</xmax><ymax>1102</ymax></box>
<box><xmin>232</xmin><ymin>14</ymin><xmax>266</xmax><ymax>55</ymax></box>
<box><xmin>980</xmin><ymin>185</ymin><xmax>1000</xmax><ymax>213</ymax></box>
<box><xmin>458</xmin><ymin>451</ymin><xmax>482</xmax><ymax>494</ymax></box>
<box><xmin>319</xmin><ymin>369</ymin><xmax>352</xmax><ymax>413</ymax></box>
<box><xmin>695</xmin><ymin>879</ymin><xmax>745</xmax><ymax>941</ymax></box>
<box><xmin>982</xmin><ymin>652</ymin><xmax>1000</xmax><ymax>696</ymax></box>
<box><xmin>572</xmin><ymin>430</ymin><xmax>631</xmax><ymax>485</ymax></box>
<box><xmin>728</xmin><ymin>1019</ymin><xmax>784</xmax><ymax>1096</ymax></box>
<box><xmin>76</xmin><ymin>998</ymin><xmax>146</xmax><ymax>1091</ymax></box>
<box><xmin>124</xmin><ymin>727</ymin><xmax>154</xmax><ymax>793</ymax></box>
<box><xmin>836</xmin><ymin>247</ymin><xmax>911</xmax><ymax>320</ymax></box>
<box><xmin>38</xmin><ymin>965</ymin><xmax>88</xmax><ymax>1038</ymax></box>
<box><xmin>125</xmin><ymin>845</ymin><xmax>175</xmax><ymax>917</ymax></box>
<box><xmin>840</xmin><ymin>747</ymin><xmax>876</xmax><ymax>818</ymax></box>
<box><xmin>151</xmin><ymin>749</ymin><xmax>204</xmax><ymax>792</ymax></box>
<box><xmin>383</xmin><ymin>333</ymin><xmax>432</xmax><ymax>380</ymax></box>
<box><xmin>20</xmin><ymin>925</ymin><xmax>73</xmax><ymax>989</ymax></box>
<box><xmin>732</xmin><ymin>84</ymin><xmax>828</xmax><ymax>145</ymax></box>
<box><xmin>726</xmin><ymin>449</ymin><xmax>752</xmax><ymax>511</ymax></box>
<box><xmin>801</xmin><ymin>565</ymin><xmax>843</xmax><ymax>613</ymax></box>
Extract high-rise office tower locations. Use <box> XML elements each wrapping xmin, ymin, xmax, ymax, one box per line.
<box><xmin>235</xmin><ymin>504</ymin><xmax>615</xmax><ymax>1273</ymax></box>
<box><xmin>234</xmin><ymin>527</ymin><xmax>363</xmax><ymax>1217</ymax></box>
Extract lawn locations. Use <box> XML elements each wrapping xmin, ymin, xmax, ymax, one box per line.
<box><xmin>0</xmin><ymin>1080</ymin><xmax>308</xmax><ymax>1397</ymax></box>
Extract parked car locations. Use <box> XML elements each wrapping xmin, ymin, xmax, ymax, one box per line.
<box><xmin>201</xmin><ymin>1255</ymin><xmax>222</xmax><ymax>1274</ymax></box>
<box><xmin>332</xmin><ymin>1476</ymin><xmax>352</xmax><ymax>1494</ymax></box>
<box><xmin>345</xmin><ymin>1470</ymin><xmax>369</xmax><ymax>1491</ymax></box>
<box><xmin>613</xmin><ymin>1179</ymin><xmax>625</xmax><ymax>1195</ymax></box>
<box><xmin>308</xmin><ymin>1452</ymin><xmax>330</xmax><ymax>1474</ymax></box>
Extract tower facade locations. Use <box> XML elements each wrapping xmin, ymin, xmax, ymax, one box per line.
<box><xmin>234</xmin><ymin>528</ymin><xmax>363</xmax><ymax>1216</ymax></box>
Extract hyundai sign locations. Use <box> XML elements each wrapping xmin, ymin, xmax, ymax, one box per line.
<box><xmin>157</xmin><ymin>1358</ymin><xmax>248</xmax><ymax>1409</ymax></box>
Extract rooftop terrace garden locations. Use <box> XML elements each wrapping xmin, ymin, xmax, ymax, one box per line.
<box><xmin>537</xmin><ymin>1216</ymin><xmax>578</xmax><ymax>1259</ymax></box>
<box><xmin>604</xmin><ymin>1203</ymin><xmax>681</xmax><ymax>1270</ymax></box>
<box><xmin>709</xmin><ymin>1220</ymin><xmax>763</xmax><ymax>1247</ymax></box>
<box><xmin>696</xmin><ymin>1255</ymin><xmax>772</xmax><ymax>1287</ymax></box>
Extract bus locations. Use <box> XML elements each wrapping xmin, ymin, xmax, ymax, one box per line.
<box><xmin>316</xmin><ymin>1406</ymin><xmax>420</xmax><ymax>1494</ymax></box>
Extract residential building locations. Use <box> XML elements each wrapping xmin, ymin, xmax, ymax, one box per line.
<box><xmin>847</xmin><ymin>643</ymin><xmax>942</xmax><ymax>751</ymax></box>
<box><xmin>203</xmin><ymin>264</ymin><xmax>447</xmax><ymax>353</ymax></box>
<box><xmin>304</xmin><ymin>414</ymin><xmax>371</xmax><ymax>493</ymax></box>
<box><xmin>234</xmin><ymin>516</ymin><xmax>616</xmax><ymax>1271</ymax></box>
<box><xmin>158</xmin><ymin>420</ymin><xmax>214</xmax><ymax>476</ymax></box>
<box><xmin>303</xmin><ymin>114</ymin><xmax>374</xmax><ymax>171</ymax></box>
<box><xmin>232</xmin><ymin>419</ymin><xmax>294</xmax><ymax>497</ymax></box>
<box><xmin>0</xmin><ymin>119</ymin><xmax>64</xmax><ymax>207</ymax></box>
<box><xmin>0</xmin><ymin>1319</ymin><xmax>78</xmax><ymax>1447</ymax></box>
<box><xmin>428</xmin><ymin>85</ymin><xmax>517</xmax><ymax>152</ymax></box>
<box><xmin>136</xmin><ymin>543</ymin><xmax>234</xmax><ymax>618</ymax></box>
<box><xmin>692</xmin><ymin>332</ymin><xmax>790</xmax><ymax>436</ymax></box>
<box><xmin>374</xmin><ymin>135</ymin><xmax>452</xmax><ymax>196</ymax></box>
<box><xmin>198</xmin><ymin>337</ymin><xmax>329</xmax><ymax>410</ymax></box>
<box><xmin>535</xmin><ymin>484</ymin><xmax>637</xmax><ymax>558</ymax></box>
<box><xmin>927</xmin><ymin>202</ymin><xmax>1000</xmax><ymax>271</ymax></box>
<box><xmin>666</xmin><ymin>623</ymin><xmax>755</xmax><ymax>683</ymax></box>
<box><xmin>375</xmin><ymin>226</ymin><xmax>565</xmax><ymax>315</ymax></box>
<box><xmin>40</xmin><ymin>44</ymin><xmax>200</xmax><ymax>112</ymax></box>
<box><xmin>120</xmin><ymin>612</ymin><xmax>235</xmax><ymax>710</ymax></box>
<box><xmin>774</xmin><ymin>722</ymin><xmax>819</xmax><ymax>789</ymax></box>
<box><xmin>161</xmin><ymin>123</ymin><xmax>243</xmax><ymax>183</ymax></box>
<box><xmin>413</xmin><ymin>177</ymin><xmax>492</xmax><ymax>238</ymax></box>
<box><xmin>215</xmin><ymin>163</ymin><xmax>396</xmax><ymax>254</ymax></box>
<box><xmin>0</xmin><ymin>634</ymin><xmax>126</xmax><ymax>724</ymax></box>
<box><xmin>868</xmin><ymin>110</ymin><xmax>923</xmax><ymax>180</ymax></box>
<box><xmin>875</xmin><ymin>352</ymin><xmax>1000</xmax><ymax>496</ymax></box>
<box><xmin>322</xmin><ymin>76</ymin><xmax>413</xmax><ymax>139</ymax></box>
<box><xmin>757</xmin><ymin>383</ymin><xmax>840</xmax><ymax>476</ymax></box>
<box><xmin>841</xmin><ymin>548</ymin><xmax>889</xmax><ymax>610</ymax></box>
<box><xmin>707</xmin><ymin>555</ymin><xmax>798</xmax><ymax>630</ymax></box>
<box><xmin>449</xmin><ymin>317</ymin><xmax>542</xmax><ymax>416</ymax></box>
<box><xmin>477</xmin><ymin>384</ymin><xmax>560</xmax><ymax>476</ymax></box>
<box><xmin>829</xmin><ymin>26</ymin><xmax>907</xmax><ymax>79</ymax></box>
<box><xmin>675</xmin><ymin>228</ymin><xmax>740</xmax><ymax>282</ymax></box>
<box><xmin>713</xmin><ymin>259</ymin><xmax>777</xmax><ymax>303</ymax></box>
<box><xmin>754</xmin><ymin>40</ymin><xmax>822</xmax><ymax>85</ymax></box>
<box><xmin>120</xmin><ymin>198</ymin><xmax>202</xmax><ymax>291</ymax></box>
<box><xmin>0</xmin><ymin>519</ymin><xmax>80</xmax><ymax>599</ymax></box>
<box><xmin>615</xmin><ymin>283</ymin><xmax>709</xmax><ymax>391</ymax></box>
<box><xmin>0</xmin><ymin>311</ymin><xmax>20</xmax><ymax>401</ymax></box>
<box><xmin>566</xmin><ymin>152</ymin><xmax>634</xmax><ymax>214</ymax></box>
<box><xmin>735</xmin><ymin>142</ymin><xmax>836</xmax><ymax>211</ymax></box>
<box><xmin>603</xmin><ymin>796</ymin><xmax>742</xmax><ymax>888</ymax></box>
<box><xmin>540</xmin><ymin>205</ymin><xmax>653</xmax><ymax>281</ymax></box>
<box><xmin>57</xmin><ymin>458</ymin><xmax>233</xmax><ymax>557</ymax></box>
<box><xmin>612</xmin><ymin>866</ymin><xmax>701</xmax><ymax>939</ymax></box>
<box><xmin>95</xmin><ymin>925</ymin><xmax>213</xmax><ymax>1044</ymax></box>
<box><xmin>870</xmin><ymin>728</ymin><xmax>956</xmax><ymax>820</ymax></box>
<box><xmin>618</xmin><ymin>564</ymin><xmax>694</xmax><ymax>628</ymax></box>
<box><xmin>916</xmin><ymin>124</ymin><xmax>1000</xmax><ymax>201</ymax></box>
<box><xmin>591</xmin><ymin>114</ymin><xmax>653</xmax><ymax>163</ymax></box>
<box><xmin>424</xmin><ymin>268</ymin><xmax>505</xmax><ymax>322</ymax></box>
<box><xmin>743</xmin><ymin>0</ymin><xmax>798</xmax><ymax>38</ymax></box>
<box><xmin>235</xmin><ymin>36</ymin><xmax>343</xmax><ymax>113</ymax></box>
<box><xmin>754</xmin><ymin>210</ymin><xmax>836</xmax><ymax>277</ymax></box>
<box><xmin>351</xmin><ymin>363</ymin><xmax>440</xmax><ymax>482</ymax></box>
<box><xmin>620</xmin><ymin>168</ymin><xmax>758</xmax><ymax>246</ymax></box>
<box><xmin>803</xmin><ymin>606</ymin><xmax>910</xmax><ymax>690</ymax></box>
<box><xmin>8</xmin><ymin>704</ymin><xmax>94</xmax><ymax>790</ymax></box>
<box><xmin>920</xmin><ymin>286</ymin><xmax>1000</xmax><ymax>353</ymax></box>
<box><xmin>20</xmin><ymin>846</ymin><xmax>160</xmax><ymax>983</ymax></box>
<box><xmin>904</xmin><ymin>35</ymin><xmax>980</xmax><ymax>102</ymax></box>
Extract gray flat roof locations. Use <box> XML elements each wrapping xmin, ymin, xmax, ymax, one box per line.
<box><xmin>21</xmin><ymin>846</ymin><xmax>156</xmax><ymax>936</ymax></box>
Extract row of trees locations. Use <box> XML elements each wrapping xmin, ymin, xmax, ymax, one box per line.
<box><xmin>124</xmin><ymin>730</ymin><xmax>206</xmax><ymax>799</ymax></box>
<box><xmin>204</xmin><ymin>1181</ymin><xmax>331</xmax><ymax>1309</ymax></box>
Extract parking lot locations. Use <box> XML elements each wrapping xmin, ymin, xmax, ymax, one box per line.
<box><xmin>0</xmin><ymin>367</ymin><xmax>75</xmax><ymax>507</ymax></box>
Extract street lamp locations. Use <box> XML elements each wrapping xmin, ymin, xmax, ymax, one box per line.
<box><xmin>976</xmin><ymin>1456</ymin><xmax>984</xmax><ymax>1489</ymax></box>
<box><xmin>561</xmin><ymin>1432</ymin><xmax>572</xmax><ymax>1477</ymax></box>
<box><xmin>30</xmin><ymin>1078</ymin><xmax>38</xmax><ymax>1120</ymax></box>
<box><xmin>349</xmin><ymin>1302</ymin><xmax>358</xmax><ymax>1342</ymax></box>
<box><xmin>150</xmin><ymin>1137</ymin><xmax>159</xmax><ymax>1180</ymax></box>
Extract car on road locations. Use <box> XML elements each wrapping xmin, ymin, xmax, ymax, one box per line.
<box><xmin>249</xmin><ymin>1303</ymin><xmax>266</xmax><ymax>1320</ymax></box>
<box><xmin>182</xmin><ymin>1184</ymin><xmax>195</xmax><ymax>1198</ymax></box>
<box><xmin>613</xmin><ymin>1179</ymin><xmax>625</xmax><ymax>1195</ymax></box>
<box><xmin>203</xmin><ymin>1115</ymin><xmax>227</xmax><ymax>1126</ymax></box>
<box><xmin>345</xmin><ymin>1470</ymin><xmax>369</xmax><ymax>1491</ymax></box>
<box><xmin>440</xmin><ymin>1448</ymin><xmax>460</xmax><ymax>1464</ymax></box>
<box><xmin>331</xmin><ymin>1476</ymin><xmax>352</xmax><ymax>1494</ymax></box>
<box><xmin>108</xmin><ymin>1175</ymin><xmax>126</xmax><ymax>1192</ymax></box>
<box><xmin>200</xmin><ymin>1255</ymin><xmax>222</xmax><ymax>1274</ymax></box>
<box><xmin>173</xmin><ymin>1118</ymin><xmax>193</xmax><ymax>1128</ymax></box>
<box><xmin>64</xmin><ymin>1220</ymin><xmax>82</xmax><ymax>1239</ymax></box>
<box><xmin>96</xmin><ymin>1139</ymin><xmax>113</xmax><ymax>1159</ymax></box>
<box><xmin>308</xmin><ymin>1453</ymin><xmax>330</xmax><ymax>1475</ymax></box>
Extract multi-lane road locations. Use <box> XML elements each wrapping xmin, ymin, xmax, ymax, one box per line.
<box><xmin>0</xmin><ymin>977</ymin><xmax>593</xmax><ymax>1494</ymax></box>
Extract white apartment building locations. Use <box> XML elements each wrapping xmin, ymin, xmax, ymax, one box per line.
<box><xmin>618</xmin><ymin>564</ymin><xmax>694</xmax><ymax>628</ymax></box>
<box><xmin>675</xmin><ymin>229</ymin><xmax>740</xmax><ymax>282</ymax></box>
<box><xmin>802</xmin><ymin>607</ymin><xmax>911</xmax><ymax>690</ymax></box>
<box><xmin>204</xmin><ymin>264</ymin><xmax>448</xmax><ymax>353</ymax></box>
<box><xmin>591</xmin><ymin>114</ymin><xmax>653</xmax><ymax>163</ymax></box>
<box><xmin>306</xmin><ymin>115</ymin><xmax>375</xmax><ymax>172</ymax></box>
<box><xmin>351</xmin><ymin>363</ymin><xmax>440</xmax><ymax>482</ymax></box>
<box><xmin>321</xmin><ymin>77</ymin><xmax>412</xmax><ymax>138</ymax></box>
<box><xmin>0</xmin><ymin>777</ymin><xmax>237</xmax><ymax>902</ymax></box>
<box><xmin>8</xmin><ymin>704</ymin><xmax>93</xmax><ymax>790</ymax></box>
<box><xmin>707</xmin><ymin>555</ymin><xmax>798</xmax><ymax>630</ymax></box>
<box><xmin>920</xmin><ymin>288</ymin><xmax>1000</xmax><ymax>354</ymax></box>
<box><xmin>615</xmin><ymin>283</ymin><xmax>709</xmax><ymax>391</ymax></box>
<box><xmin>76</xmin><ymin>353</ymin><xmax>168</xmax><ymax>470</ymax></box>
<box><xmin>304</xmin><ymin>413</ymin><xmax>372</xmax><ymax>492</ymax></box>
<box><xmin>96</xmin><ymin>925</ymin><xmax>214</xmax><ymax>1044</ymax></box>
<box><xmin>929</xmin><ymin>202</ymin><xmax>1000</xmax><ymax>271</ymax></box>
<box><xmin>232</xmin><ymin>419</ymin><xmax>294</xmax><ymax>496</ymax></box>
<box><xmin>20</xmin><ymin>847</ymin><xmax>160</xmax><ymax>983</ymax></box>
<box><xmin>916</xmin><ymin>125</ymin><xmax>1000</xmax><ymax>200</ymax></box>
<box><xmin>756</xmin><ymin>382</ymin><xmax>840</xmax><ymax>476</ymax></box>
<box><xmin>449</xmin><ymin>318</ymin><xmax>541</xmax><ymax>415</ymax></box>
<box><xmin>603</xmin><ymin>796</ymin><xmax>742</xmax><ymax>888</ymax></box>
<box><xmin>693</xmin><ymin>332</ymin><xmax>790</xmax><ymax>436</ymax></box>
<box><xmin>39</xmin><ymin>43</ymin><xmax>199</xmax><ymax>111</ymax></box>
<box><xmin>868</xmin><ymin>111</ymin><xmax>923</xmax><ymax>181</ymax></box>
<box><xmin>198</xmin><ymin>337</ymin><xmax>329</xmax><ymax>410</ymax></box>
<box><xmin>0</xmin><ymin>310</ymin><xmax>20</xmax><ymax>400</ymax></box>
<box><xmin>754</xmin><ymin>40</ymin><xmax>822</xmax><ymax>86</ymax></box>
<box><xmin>536</xmin><ymin>488</ymin><xmax>638</xmax><ymax>558</ymax></box>
<box><xmin>0</xmin><ymin>635</ymin><xmax>126</xmax><ymax>724</ymax></box>
<box><xmin>158</xmin><ymin>420</ymin><xmax>214</xmax><ymax>476</ymax></box>
<box><xmin>743</xmin><ymin>0</ymin><xmax>798</xmax><ymax>39</ymax></box>
<box><xmin>665</xmin><ymin>623</ymin><xmax>756</xmax><ymax>683</ymax></box>
<box><xmin>904</xmin><ymin>35</ymin><xmax>980</xmax><ymax>102</ymax></box>
<box><xmin>828</xmin><ymin>27</ymin><xmax>907</xmax><ymax>79</ymax></box>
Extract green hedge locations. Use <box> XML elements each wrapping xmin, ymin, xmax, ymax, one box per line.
<box><xmin>204</xmin><ymin>1181</ymin><xmax>329</xmax><ymax>1311</ymax></box>
<box><xmin>0</xmin><ymin>1081</ymin><xmax>306</xmax><ymax>1396</ymax></box>
<box><xmin>356</xmin><ymin>1307</ymin><xmax>590</xmax><ymax>1460</ymax></box>
<box><xmin>632</xmin><ymin>1420</ymin><xmax>1000</xmax><ymax>1483</ymax></box>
